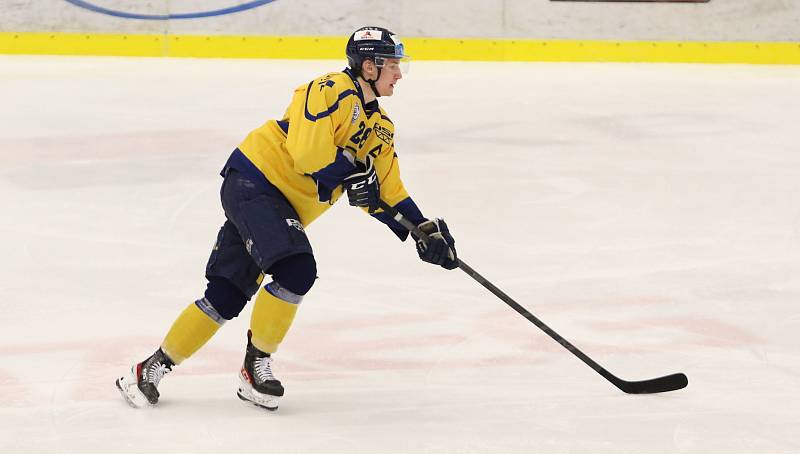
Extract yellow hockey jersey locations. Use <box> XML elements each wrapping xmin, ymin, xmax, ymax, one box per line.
<box><xmin>235</xmin><ymin>69</ymin><xmax>416</xmax><ymax>229</ymax></box>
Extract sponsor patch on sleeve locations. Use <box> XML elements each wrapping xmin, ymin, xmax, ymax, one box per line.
<box><xmin>374</xmin><ymin>124</ymin><xmax>394</xmax><ymax>145</ymax></box>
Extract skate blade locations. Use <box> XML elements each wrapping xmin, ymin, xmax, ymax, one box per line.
<box><xmin>237</xmin><ymin>390</ymin><xmax>278</xmax><ymax>411</ymax></box>
<box><xmin>116</xmin><ymin>368</ymin><xmax>152</xmax><ymax>409</ymax></box>
<box><xmin>237</xmin><ymin>377</ymin><xmax>280</xmax><ymax>411</ymax></box>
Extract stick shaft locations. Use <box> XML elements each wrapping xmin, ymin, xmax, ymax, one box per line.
<box><xmin>380</xmin><ymin>201</ymin><xmax>601</xmax><ymax>365</ymax></box>
<box><xmin>378</xmin><ymin>201</ymin><xmax>687</xmax><ymax>394</ymax></box>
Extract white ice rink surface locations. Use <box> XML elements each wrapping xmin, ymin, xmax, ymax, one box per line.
<box><xmin>1</xmin><ymin>56</ymin><xmax>800</xmax><ymax>453</ymax></box>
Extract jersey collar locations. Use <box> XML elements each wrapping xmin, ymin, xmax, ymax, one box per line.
<box><xmin>343</xmin><ymin>67</ymin><xmax>380</xmax><ymax>113</ymax></box>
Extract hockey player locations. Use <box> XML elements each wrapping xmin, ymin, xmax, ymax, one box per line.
<box><xmin>116</xmin><ymin>26</ymin><xmax>458</xmax><ymax>411</ymax></box>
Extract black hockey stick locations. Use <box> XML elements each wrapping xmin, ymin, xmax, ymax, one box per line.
<box><xmin>379</xmin><ymin>200</ymin><xmax>688</xmax><ymax>394</ymax></box>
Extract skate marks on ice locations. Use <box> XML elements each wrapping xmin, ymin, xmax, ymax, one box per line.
<box><xmin>2</xmin><ymin>57</ymin><xmax>800</xmax><ymax>452</ymax></box>
<box><xmin>0</xmin><ymin>130</ymin><xmax>236</xmax><ymax>189</ymax></box>
<box><xmin>0</xmin><ymin>298</ymin><xmax>760</xmax><ymax>409</ymax></box>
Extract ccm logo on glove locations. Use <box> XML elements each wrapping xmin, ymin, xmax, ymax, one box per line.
<box><xmin>343</xmin><ymin>156</ymin><xmax>380</xmax><ymax>213</ymax></box>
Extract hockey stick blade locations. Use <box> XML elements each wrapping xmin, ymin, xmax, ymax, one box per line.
<box><xmin>610</xmin><ymin>373</ymin><xmax>688</xmax><ymax>394</ymax></box>
<box><xmin>377</xmin><ymin>200</ymin><xmax>688</xmax><ymax>395</ymax></box>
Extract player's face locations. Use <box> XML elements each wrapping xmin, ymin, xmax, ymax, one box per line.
<box><xmin>376</xmin><ymin>58</ymin><xmax>403</xmax><ymax>96</ymax></box>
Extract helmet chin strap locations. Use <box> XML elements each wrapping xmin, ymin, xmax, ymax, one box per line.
<box><xmin>365</xmin><ymin>68</ymin><xmax>383</xmax><ymax>98</ymax></box>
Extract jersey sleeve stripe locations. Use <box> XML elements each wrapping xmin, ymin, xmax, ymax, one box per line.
<box><xmin>276</xmin><ymin>120</ymin><xmax>289</xmax><ymax>134</ymax></box>
<box><xmin>308</xmin><ymin>146</ymin><xmax>357</xmax><ymax>203</ymax></box>
<box><xmin>303</xmin><ymin>83</ymin><xmax>358</xmax><ymax>122</ymax></box>
<box><xmin>370</xmin><ymin>197</ymin><xmax>425</xmax><ymax>241</ymax></box>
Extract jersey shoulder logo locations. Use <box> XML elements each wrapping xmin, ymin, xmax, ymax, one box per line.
<box><xmin>374</xmin><ymin>124</ymin><xmax>393</xmax><ymax>145</ymax></box>
<box><xmin>351</xmin><ymin>103</ymin><xmax>360</xmax><ymax>124</ymax></box>
<box><xmin>317</xmin><ymin>75</ymin><xmax>335</xmax><ymax>91</ymax></box>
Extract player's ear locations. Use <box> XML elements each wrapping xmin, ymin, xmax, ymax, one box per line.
<box><xmin>361</xmin><ymin>59</ymin><xmax>376</xmax><ymax>79</ymax></box>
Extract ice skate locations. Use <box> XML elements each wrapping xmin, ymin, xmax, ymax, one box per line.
<box><xmin>237</xmin><ymin>330</ymin><xmax>284</xmax><ymax>411</ymax></box>
<box><xmin>116</xmin><ymin>348</ymin><xmax>174</xmax><ymax>408</ymax></box>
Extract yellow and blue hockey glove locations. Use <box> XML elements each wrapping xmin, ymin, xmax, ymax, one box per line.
<box><xmin>413</xmin><ymin>219</ymin><xmax>458</xmax><ymax>270</ymax></box>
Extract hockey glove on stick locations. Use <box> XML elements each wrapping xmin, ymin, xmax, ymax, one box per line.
<box><xmin>343</xmin><ymin>156</ymin><xmax>380</xmax><ymax>213</ymax></box>
<box><xmin>413</xmin><ymin>219</ymin><xmax>458</xmax><ymax>270</ymax></box>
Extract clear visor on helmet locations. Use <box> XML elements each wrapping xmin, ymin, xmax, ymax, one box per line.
<box><xmin>374</xmin><ymin>51</ymin><xmax>411</xmax><ymax>74</ymax></box>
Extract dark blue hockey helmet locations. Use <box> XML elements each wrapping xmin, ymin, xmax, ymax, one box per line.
<box><xmin>346</xmin><ymin>26</ymin><xmax>410</xmax><ymax>78</ymax></box>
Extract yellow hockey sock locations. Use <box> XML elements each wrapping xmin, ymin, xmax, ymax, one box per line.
<box><xmin>250</xmin><ymin>285</ymin><xmax>300</xmax><ymax>354</ymax></box>
<box><xmin>161</xmin><ymin>301</ymin><xmax>223</xmax><ymax>364</ymax></box>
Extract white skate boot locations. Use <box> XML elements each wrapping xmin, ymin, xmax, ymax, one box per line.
<box><xmin>237</xmin><ymin>330</ymin><xmax>284</xmax><ymax>411</ymax></box>
<box><xmin>116</xmin><ymin>348</ymin><xmax>174</xmax><ymax>408</ymax></box>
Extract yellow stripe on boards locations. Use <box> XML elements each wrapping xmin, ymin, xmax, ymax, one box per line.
<box><xmin>166</xmin><ymin>35</ymin><xmax>342</xmax><ymax>59</ymax></box>
<box><xmin>1</xmin><ymin>32</ymin><xmax>799</xmax><ymax>64</ymax></box>
<box><xmin>404</xmin><ymin>38</ymin><xmax>800</xmax><ymax>65</ymax></box>
<box><xmin>0</xmin><ymin>32</ymin><xmax>165</xmax><ymax>57</ymax></box>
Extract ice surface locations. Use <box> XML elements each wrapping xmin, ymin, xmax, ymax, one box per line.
<box><xmin>1</xmin><ymin>56</ymin><xmax>799</xmax><ymax>453</ymax></box>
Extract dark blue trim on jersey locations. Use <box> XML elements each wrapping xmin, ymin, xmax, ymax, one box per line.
<box><xmin>62</xmin><ymin>0</ymin><xmax>276</xmax><ymax>20</ymax></box>
<box><xmin>276</xmin><ymin>120</ymin><xmax>289</xmax><ymax>134</ymax></box>
<box><xmin>309</xmin><ymin>147</ymin><xmax>357</xmax><ymax>203</ymax></box>
<box><xmin>343</xmin><ymin>68</ymin><xmax>366</xmax><ymax>107</ymax></box>
<box><xmin>364</xmin><ymin>100</ymin><xmax>380</xmax><ymax>115</ymax></box>
<box><xmin>365</xmin><ymin>106</ymin><xmax>392</xmax><ymax>124</ymax></box>
<box><xmin>303</xmin><ymin>82</ymin><xmax>358</xmax><ymax>122</ymax></box>
<box><xmin>220</xmin><ymin>148</ymin><xmax>273</xmax><ymax>190</ymax></box>
<box><xmin>372</xmin><ymin>197</ymin><xmax>426</xmax><ymax>241</ymax></box>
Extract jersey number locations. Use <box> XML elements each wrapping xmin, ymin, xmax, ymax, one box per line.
<box><xmin>350</xmin><ymin>121</ymin><xmax>372</xmax><ymax>149</ymax></box>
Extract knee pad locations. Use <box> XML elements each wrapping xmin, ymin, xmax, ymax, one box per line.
<box><xmin>203</xmin><ymin>276</ymin><xmax>249</xmax><ymax>320</ymax></box>
<box><xmin>269</xmin><ymin>253</ymin><xmax>317</xmax><ymax>296</ymax></box>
